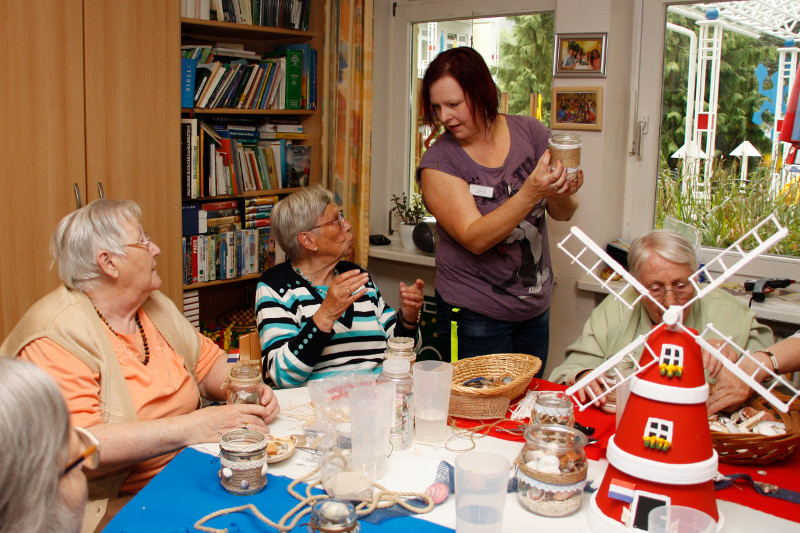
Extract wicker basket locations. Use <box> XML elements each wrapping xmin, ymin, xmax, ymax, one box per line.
<box><xmin>711</xmin><ymin>392</ymin><xmax>800</xmax><ymax>465</ymax></box>
<box><xmin>449</xmin><ymin>353</ymin><xmax>542</xmax><ymax>420</ymax></box>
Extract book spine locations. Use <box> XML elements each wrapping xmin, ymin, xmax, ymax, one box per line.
<box><xmin>201</xmin><ymin>200</ymin><xmax>239</xmax><ymax>210</ymax></box>
<box><xmin>244</xmin><ymin>195</ymin><xmax>279</xmax><ymax>206</ymax></box>
<box><xmin>181</xmin><ymin>58</ymin><xmax>198</xmax><ymax>108</ymax></box>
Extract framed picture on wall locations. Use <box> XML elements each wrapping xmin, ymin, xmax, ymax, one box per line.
<box><xmin>551</xmin><ymin>86</ymin><xmax>603</xmax><ymax>131</ymax></box>
<box><xmin>553</xmin><ymin>33</ymin><xmax>607</xmax><ymax>78</ymax></box>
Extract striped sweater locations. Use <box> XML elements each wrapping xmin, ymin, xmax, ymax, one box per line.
<box><xmin>255</xmin><ymin>260</ymin><xmax>414</xmax><ymax>387</ymax></box>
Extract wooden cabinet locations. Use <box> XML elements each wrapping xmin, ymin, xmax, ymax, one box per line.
<box><xmin>180</xmin><ymin>11</ymin><xmax>323</xmax><ymax>326</ymax></box>
<box><xmin>0</xmin><ymin>0</ymin><xmax>181</xmax><ymax>339</ymax></box>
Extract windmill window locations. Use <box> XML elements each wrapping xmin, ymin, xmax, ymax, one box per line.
<box><xmin>659</xmin><ymin>344</ymin><xmax>684</xmax><ymax>367</ymax></box>
<box><xmin>644</xmin><ymin>418</ymin><xmax>674</xmax><ymax>442</ymax></box>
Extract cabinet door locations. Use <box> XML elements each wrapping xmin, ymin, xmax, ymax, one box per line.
<box><xmin>83</xmin><ymin>0</ymin><xmax>182</xmax><ymax>306</ymax></box>
<box><xmin>0</xmin><ymin>0</ymin><xmax>87</xmax><ymax>339</ymax></box>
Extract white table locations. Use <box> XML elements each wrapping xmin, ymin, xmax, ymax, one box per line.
<box><xmin>189</xmin><ymin>388</ymin><xmax>798</xmax><ymax>532</ymax></box>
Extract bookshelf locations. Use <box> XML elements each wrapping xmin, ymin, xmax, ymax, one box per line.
<box><xmin>180</xmin><ymin>7</ymin><xmax>323</xmax><ymax>328</ymax></box>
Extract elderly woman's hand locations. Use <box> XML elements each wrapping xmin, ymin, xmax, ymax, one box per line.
<box><xmin>573</xmin><ymin>374</ymin><xmax>608</xmax><ymax>408</ymax></box>
<box><xmin>314</xmin><ymin>269</ymin><xmax>371</xmax><ymax>332</ymax></box>
<box><xmin>707</xmin><ymin>367</ymin><xmax>752</xmax><ymax>414</ymax></box>
<box><xmin>398</xmin><ymin>279</ymin><xmax>425</xmax><ymax>327</ymax></box>
<box><xmin>258</xmin><ymin>383</ymin><xmax>280</xmax><ymax>420</ymax></box>
<box><xmin>702</xmin><ymin>338</ymin><xmax>738</xmax><ymax>379</ymax></box>
<box><xmin>189</xmin><ymin>403</ymin><xmax>278</xmax><ymax>443</ymax></box>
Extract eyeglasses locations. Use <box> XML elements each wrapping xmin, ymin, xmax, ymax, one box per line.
<box><xmin>310</xmin><ymin>210</ymin><xmax>345</xmax><ymax>230</ymax></box>
<box><xmin>62</xmin><ymin>426</ymin><xmax>100</xmax><ymax>477</ymax></box>
<box><xmin>646</xmin><ymin>280</ymin><xmax>695</xmax><ymax>301</ymax></box>
<box><xmin>125</xmin><ymin>233</ymin><xmax>151</xmax><ymax>250</ymax></box>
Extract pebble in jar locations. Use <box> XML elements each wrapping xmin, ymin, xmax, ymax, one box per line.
<box><xmin>515</xmin><ymin>424</ymin><xmax>588</xmax><ymax>517</ymax></box>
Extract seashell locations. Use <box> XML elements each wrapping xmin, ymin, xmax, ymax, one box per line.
<box><xmin>559</xmin><ymin>450</ymin><xmax>581</xmax><ymax>470</ymax></box>
<box><xmin>527</xmin><ymin>486</ymin><xmax>545</xmax><ymax>502</ymax></box>
<box><xmin>709</xmin><ymin>421</ymin><xmax>728</xmax><ymax>433</ymax></box>
<box><xmin>222</xmin><ymin>467</ymin><xmax>233</xmax><ymax>479</ymax></box>
<box><xmin>737</xmin><ymin>410</ymin><xmax>766</xmax><ymax>430</ymax></box>
<box><xmin>261</xmin><ymin>464</ymin><xmax>269</xmax><ymax>477</ymax></box>
<box><xmin>536</xmin><ymin>454</ymin><xmax>561</xmax><ymax>474</ymax></box>
<box><xmin>503</xmin><ymin>376</ymin><xmax>513</xmax><ymax>385</ymax></box>
<box><xmin>424</xmin><ymin>483</ymin><xmax>450</xmax><ymax>505</ymax></box>
<box><xmin>722</xmin><ymin>418</ymin><xmax>741</xmax><ymax>434</ymax></box>
<box><xmin>552</xmin><ymin>490</ymin><xmax>575</xmax><ymax>501</ymax></box>
<box><xmin>240</xmin><ymin>479</ymin><xmax>250</xmax><ymax>490</ymax></box>
<box><xmin>524</xmin><ymin>449</ymin><xmax>547</xmax><ymax>464</ymax></box>
<box><xmin>754</xmin><ymin>421</ymin><xmax>786</xmax><ymax>436</ymax></box>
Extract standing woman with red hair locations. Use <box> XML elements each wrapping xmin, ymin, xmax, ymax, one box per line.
<box><xmin>416</xmin><ymin>47</ymin><xmax>583</xmax><ymax>374</ymax></box>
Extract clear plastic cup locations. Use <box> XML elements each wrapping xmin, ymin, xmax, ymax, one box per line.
<box><xmin>455</xmin><ymin>451</ymin><xmax>509</xmax><ymax>533</ymax></box>
<box><xmin>648</xmin><ymin>506</ymin><xmax>716</xmax><ymax>533</ymax></box>
<box><xmin>412</xmin><ymin>360</ymin><xmax>453</xmax><ymax>445</ymax></box>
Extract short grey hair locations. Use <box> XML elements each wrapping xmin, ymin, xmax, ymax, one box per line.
<box><xmin>628</xmin><ymin>229</ymin><xmax>699</xmax><ymax>278</ymax></box>
<box><xmin>0</xmin><ymin>359</ymin><xmax>81</xmax><ymax>533</ymax></box>
<box><xmin>271</xmin><ymin>185</ymin><xmax>334</xmax><ymax>261</ymax></box>
<box><xmin>51</xmin><ymin>199</ymin><xmax>143</xmax><ymax>292</ymax></box>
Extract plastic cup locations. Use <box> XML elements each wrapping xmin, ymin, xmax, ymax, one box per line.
<box><xmin>455</xmin><ymin>451</ymin><xmax>510</xmax><ymax>533</ymax></box>
<box><xmin>648</xmin><ymin>506</ymin><xmax>716</xmax><ymax>533</ymax></box>
<box><xmin>412</xmin><ymin>360</ymin><xmax>453</xmax><ymax>445</ymax></box>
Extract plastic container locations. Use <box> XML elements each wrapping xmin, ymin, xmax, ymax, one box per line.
<box><xmin>218</xmin><ymin>429</ymin><xmax>268</xmax><ymax>495</ymax></box>
<box><xmin>377</xmin><ymin>359</ymin><xmax>414</xmax><ymax>449</ymax></box>
<box><xmin>308</xmin><ymin>498</ymin><xmax>360</xmax><ymax>532</ymax></box>
<box><xmin>226</xmin><ymin>362</ymin><xmax>261</xmax><ymax>405</ymax></box>
<box><xmin>385</xmin><ymin>336</ymin><xmax>417</xmax><ymax>366</ymax></box>
<box><xmin>548</xmin><ymin>133</ymin><xmax>582</xmax><ymax>179</ymax></box>
<box><xmin>648</xmin><ymin>505</ymin><xmax>716</xmax><ymax>533</ymax></box>
<box><xmin>515</xmin><ymin>424</ymin><xmax>588</xmax><ymax>517</ymax></box>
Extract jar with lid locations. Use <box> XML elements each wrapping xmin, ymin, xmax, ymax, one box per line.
<box><xmin>377</xmin><ymin>358</ymin><xmax>414</xmax><ymax>449</ymax></box>
<box><xmin>515</xmin><ymin>424</ymin><xmax>587</xmax><ymax>517</ymax></box>
<box><xmin>385</xmin><ymin>336</ymin><xmax>416</xmax><ymax>366</ymax></box>
<box><xmin>548</xmin><ymin>133</ymin><xmax>582</xmax><ymax>179</ymax></box>
<box><xmin>308</xmin><ymin>498</ymin><xmax>360</xmax><ymax>533</ymax></box>
<box><xmin>532</xmin><ymin>391</ymin><xmax>575</xmax><ymax>427</ymax></box>
<box><xmin>226</xmin><ymin>362</ymin><xmax>261</xmax><ymax>405</ymax></box>
<box><xmin>218</xmin><ymin>429</ymin><xmax>268</xmax><ymax>495</ymax></box>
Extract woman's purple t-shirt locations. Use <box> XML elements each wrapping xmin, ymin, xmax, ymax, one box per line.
<box><xmin>416</xmin><ymin>115</ymin><xmax>553</xmax><ymax>322</ymax></box>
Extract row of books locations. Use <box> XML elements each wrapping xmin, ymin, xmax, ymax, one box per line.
<box><xmin>182</xmin><ymin>0</ymin><xmax>309</xmax><ymax>31</ymax></box>
<box><xmin>183</xmin><ymin>226</ymin><xmax>274</xmax><ymax>285</ymax></box>
<box><xmin>181</xmin><ymin>43</ymin><xmax>316</xmax><ymax>110</ymax></box>
<box><xmin>182</xmin><ymin>197</ymin><xmax>278</xmax><ymax>236</ymax></box>
<box><xmin>181</xmin><ymin>119</ymin><xmax>311</xmax><ymax>198</ymax></box>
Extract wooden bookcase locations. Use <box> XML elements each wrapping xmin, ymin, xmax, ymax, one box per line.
<box><xmin>180</xmin><ymin>10</ymin><xmax>323</xmax><ymax>327</ymax></box>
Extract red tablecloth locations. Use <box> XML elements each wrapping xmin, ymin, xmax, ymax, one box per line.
<box><xmin>452</xmin><ymin>378</ymin><xmax>800</xmax><ymax>523</ymax></box>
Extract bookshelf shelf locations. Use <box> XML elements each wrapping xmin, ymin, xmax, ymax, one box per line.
<box><xmin>181</xmin><ymin>18</ymin><xmax>316</xmax><ymax>42</ymax></box>
<box><xmin>183</xmin><ymin>272</ymin><xmax>261</xmax><ymax>291</ymax></box>
<box><xmin>182</xmin><ymin>188</ymin><xmax>301</xmax><ymax>203</ymax></box>
<box><xmin>183</xmin><ymin>108</ymin><xmax>315</xmax><ymax>116</ymax></box>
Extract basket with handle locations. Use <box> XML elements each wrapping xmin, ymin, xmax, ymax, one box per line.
<box><xmin>449</xmin><ymin>353</ymin><xmax>541</xmax><ymax>419</ymax></box>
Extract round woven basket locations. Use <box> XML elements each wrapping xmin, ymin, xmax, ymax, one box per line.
<box><xmin>711</xmin><ymin>392</ymin><xmax>800</xmax><ymax>465</ymax></box>
<box><xmin>449</xmin><ymin>353</ymin><xmax>541</xmax><ymax>420</ymax></box>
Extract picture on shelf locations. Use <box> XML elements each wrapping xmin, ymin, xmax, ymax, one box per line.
<box><xmin>285</xmin><ymin>145</ymin><xmax>311</xmax><ymax>188</ymax></box>
<box><xmin>553</xmin><ymin>33</ymin><xmax>607</xmax><ymax>78</ymax></box>
<box><xmin>551</xmin><ymin>86</ymin><xmax>603</xmax><ymax>131</ymax></box>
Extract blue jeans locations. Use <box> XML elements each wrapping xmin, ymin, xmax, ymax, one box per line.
<box><xmin>435</xmin><ymin>292</ymin><xmax>549</xmax><ymax>378</ymax></box>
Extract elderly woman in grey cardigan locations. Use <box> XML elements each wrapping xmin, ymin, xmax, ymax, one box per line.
<box><xmin>549</xmin><ymin>230</ymin><xmax>772</xmax><ymax>408</ymax></box>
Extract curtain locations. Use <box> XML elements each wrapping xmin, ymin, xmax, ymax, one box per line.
<box><xmin>321</xmin><ymin>0</ymin><xmax>373</xmax><ymax>267</ymax></box>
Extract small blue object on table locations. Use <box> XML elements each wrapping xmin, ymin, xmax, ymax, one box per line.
<box><xmin>105</xmin><ymin>447</ymin><xmax>453</xmax><ymax>532</ymax></box>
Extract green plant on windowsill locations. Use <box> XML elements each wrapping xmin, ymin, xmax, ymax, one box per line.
<box><xmin>390</xmin><ymin>192</ymin><xmax>428</xmax><ymax>225</ymax></box>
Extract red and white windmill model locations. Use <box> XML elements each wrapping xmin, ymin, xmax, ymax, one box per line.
<box><xmin>557</xmin><ymin>215</ymin><xmax>800</xmax><ymax>532</ymax></box>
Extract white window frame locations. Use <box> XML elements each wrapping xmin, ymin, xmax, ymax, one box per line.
<box><xmin>644</xmin><ymin>417</ymin><xmax>674</xmax><ymax>442</ymax></box>
<box><xmin>629</xmin><ymin>0</ymin><xmax>800</xmax><ymax>280</ymax></box>
<box><xmin>371</xmin><ymin>0</ymin><xmax>556</xmax><ymax>235</ymax></box>
<box><xmin>659</xmin><ymin>344</ymin><xmax>684</xmax><ymax>367</ymax></box>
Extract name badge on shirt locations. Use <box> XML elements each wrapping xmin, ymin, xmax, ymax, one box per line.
<box><xmin>469</xmin><ymin>184</ymin><xmax>494</xmax><ymax>198</ymax></box>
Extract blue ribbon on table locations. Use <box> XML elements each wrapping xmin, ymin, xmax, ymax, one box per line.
<box><xmin>714</xmin><ymin>473</ymin><xmax>800</xmax><ymax>504</ymax></box>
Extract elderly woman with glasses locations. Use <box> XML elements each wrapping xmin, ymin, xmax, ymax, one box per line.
<box><xmin>0</xmin><ymin>358</ymin><xmax>96</xmax><ymax>533</ymax></box>
<box><xmin>0</xmin><ymin>199</ymin><xmax>280</xmax><ymax>528</ymax></box>
<box><xmin>256</xmin><ymin>186</ymin><xmax>425</xmax><ymax>387</ymax></box>
<box><xmin>549</xmin><ymin>229</ymin><xmax>773</xmax><ymax>406</ymax></box>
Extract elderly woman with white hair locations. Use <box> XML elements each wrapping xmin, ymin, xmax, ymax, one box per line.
<box><xmin>549</xmin><ymin>229</ymin><xmax>773</xmax><ymax>406</ymax></box>
<box><xmin>256</xmin><ymin>186</ymin><xmax>425</xmax><ymax>387</ymax></box>
<box><xmin>0</xmin><ymin>199</ymin><xmax>280</xmax><ymax>528</ymax></box>
<box><xmin>0</xmin><ymin>358</ymin><xmax>96</xmax><ymax>533</ymax></box>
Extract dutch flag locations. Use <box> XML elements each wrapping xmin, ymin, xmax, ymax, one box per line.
<box><xmin>608</xmin><ymin>478</ymin><xmax>636</xmax><ymax>503</ymax></box>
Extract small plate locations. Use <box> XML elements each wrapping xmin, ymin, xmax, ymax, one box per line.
<box><xmin>266</xmin><ymin>435</ymin><xmax>297</xmax><ymax>464</ymax></box>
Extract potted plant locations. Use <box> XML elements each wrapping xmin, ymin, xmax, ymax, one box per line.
<box><xmin>390</xmin><ymin>192</ymin><xmax>428</xmax><ymax>250</ymax></box>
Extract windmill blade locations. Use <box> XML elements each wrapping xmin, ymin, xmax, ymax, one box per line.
<box><xmin>696</xmin><ymin>324</ymin><xmax>800</xmax><ymax>413</ymax></box>
<box><xmin>558</xmin><ymin>227</ymin><xmax>665</xmax><ymax>313</ymax></box>
<box><xmin>566</xmin><ymin>332</ymin><xmax>661</xmax><ymax>411</ymax></box>
<box><xmin>684</xmin><ymin>215</ymin><xmax>788</xmax><ymax>308</ymax></box>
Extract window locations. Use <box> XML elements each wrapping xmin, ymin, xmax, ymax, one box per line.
<box><xmin>659</xmin><ymin>344</ymin><xmax>684</xmax><ymax>368</ymax></box>
<box><xmin>373</xmin><ymin>0</ymin><xmax>556</xmax><ymax>230</ymax></box>
<box><xmin>633</xmin><ymin>0</ymin><xmax>800</xmax><ymax>277</ymax></box>
<box><xmin>644</xmin><ymin>418</ymin><xmax>674</xmax><ymax>443</ymax></box>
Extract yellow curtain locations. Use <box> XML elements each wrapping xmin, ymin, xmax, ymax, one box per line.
<box><xmin>321</xmin><ymin>0</ymin><xmax>373</xmax><ymax>267</ymax></box>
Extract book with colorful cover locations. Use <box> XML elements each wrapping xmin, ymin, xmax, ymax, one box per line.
<box><xmin>285</xmin><ymin>144</ymin><xmax>311</xmax><ymax>187</ymax></box>
<box><xmin>274</xmin><ymin>43</ymin><xmax>309</xmax><ymax>108</ymax></box>
<box><xmin>181</xmin><ymin>58</ymin><xmax>198</xmax><ymax>108</ymax></box>
<box><xmin>244</xmin><ymin>195</ymin><xmax>279</xmax><ymax>206</ymax></box>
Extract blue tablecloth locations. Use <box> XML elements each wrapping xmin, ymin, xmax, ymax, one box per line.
<box><xmin>105</xmin><ymin>448</ymin><xmax>453</xmax><ymax>532</ymax></box>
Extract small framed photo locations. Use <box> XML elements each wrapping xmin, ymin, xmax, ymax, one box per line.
<box><xmin>554</xmin><ymin>33</ymin><xmax>607</xmax><ymax>78</ymax></box>
<box><xmin>551</xmin><ymin>86</ymin><xmax>603</xmax><ymax>131</ymax></box>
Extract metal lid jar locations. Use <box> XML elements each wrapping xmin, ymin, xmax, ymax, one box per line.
<box><xmin>218</xmin><ymin>429</ymin><xmax>268</xmax><ymax>495</ymax></box>
<box><xmin>227</xmin><ymin>362</ymin><xmax>261</xmax><ymax>405</ymax></box>
<box><xmin>308</xmin><ymin>498</ymin><xmax>360</xmax><ymax>532</ymax></box>
<box><xmin>515</xmin><ymin>424</ymin><xmax>588</xmax><ymax>517</ymax></box>
<box><xmin>385</xmin><ymin>336</ymin><xmax>416</xmax><ymax>366</ymax></box>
